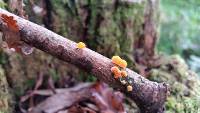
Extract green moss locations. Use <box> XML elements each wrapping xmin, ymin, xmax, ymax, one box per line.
<box><xmin>148</xmin><ymin>55</ymin><xmax>200</xmax><ymax>112</ymax></box>
<box><xmin>0</xmin><ymin>65</ymin><xmax>13</xmax><ymax>113</ymax></box>
<box><xmin>0</xmin><ymin>0</ymin><xmax>7</xmax><ymax>9</ymax></box>
<box><xmin>0</xmin><ymin>52</ymin><xmax>7</xmax><ymax>65</ymax></box>
<box><xmin>78</xmin><ymin>71</ymin><xmax>97</xmax><ymax>82</ymax></box>
<box><xmin>49</xmin><ymin>1</ymin><xmax>147</xmax><ymax>72</ymax></box>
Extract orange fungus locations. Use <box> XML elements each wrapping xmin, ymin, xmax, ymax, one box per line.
<box><xmin>112</xmin><ymin>56</ymin><xmax>121</xmax><ymax>65</ymax></box>
<box><xmin>111</xmin><ymin>66</ymin><xmax>121</xmax><ymax>78</ymax></box>
<box><xmin>111</xmin><ymin>56</ymin><xmax>127</xmax><ymax>68</ymax></box>
<box><xmin>127</xmin><ymin>85</ymin><xmax>133</xmax><ymax>92</ymax></box>
<box><xmin>119</xmin><ymin>60</ymin><xmax>127</xmax><ymax>68</ymax></box>
<box><xmin>77</xmin><ymin>42</ymin><xmax>86</xmax><ymax>49</ymax></box>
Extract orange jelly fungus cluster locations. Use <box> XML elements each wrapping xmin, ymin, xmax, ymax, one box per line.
<box><xmin>111</xmin><ymin>56</ymin><xmax>133</xmax><ymax>92</ymax></box>
<box><xmin>111</xmin><ymin>56</ymin><xmax>128</xmax><ymax>78</ymax></box>
<box><xmin>111</xmin><ymin>66</ymin><xmax>121</xmax><ymax>78</ymax></box>
<box><xmin>111</xmin><ymin>56</ymin><xmax>127</xmax><ymax>68</ymax></box>
<box><xmin>77</xmin><ymin>42</ymin><xmax>86</xmax><ymax>49</ymax></box>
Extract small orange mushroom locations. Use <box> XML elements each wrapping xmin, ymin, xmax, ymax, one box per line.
<box><xmin>77</xmin><ymin>42</ymin><xmax>86</xmax><ymax>49</ymax></box>
<box><xmin>111</xmin><ymin>56</ymin><xmax>127</xmax><ymax>68</ymax></box>
<box><xmin>121</xmin><ymin>70</ymin><xmax>127</xmax><ymax>77</ymax></box>
<box><xmin>127</xmin><ymin>85</ymin><xmax>133</xmax><ymax>92</ymax></box>
<box><xmin>111</xmin><ymin>56</ymin><xmax>121</xmax><ymax>65</ymax></box>
<box><xmin>111</xmin><ymin>66</ymin><xmax>121</xmax><ymax>78</ymax></box>
<box><xmin>119</xmin><ymin>60</ymin><xmax>127</xmax><ymax>68</ymax></box>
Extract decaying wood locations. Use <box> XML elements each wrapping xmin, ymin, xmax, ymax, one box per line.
<box><xmin>0</xmin><ymin>9</ymin><xmax>169</xmax><ymax>113</ymax></box>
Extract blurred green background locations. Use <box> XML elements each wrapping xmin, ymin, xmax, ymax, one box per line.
<box><xmin>158</xmin><ymin>0</ymin><xmax>200</xmax><ymax>75</ymax></box>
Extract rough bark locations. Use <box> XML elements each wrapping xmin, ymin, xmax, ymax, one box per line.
<box><xmin>134</xmin><ymin>0</ymin><xmax>159</xmax><ymax>66</ymax></box>
<box><xmin>0</xmin><ymin>9</ymin><xmax>168</xmax><ymax>113</ymax></box>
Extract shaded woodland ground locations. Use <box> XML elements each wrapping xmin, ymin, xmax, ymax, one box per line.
<box><xmin>0</xmin><ymin>0</ymin><xmax>200</xmax><ymax>113</ymax></box>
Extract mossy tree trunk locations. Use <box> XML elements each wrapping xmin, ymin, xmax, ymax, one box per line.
<box><xmin>134</xmin><ymin>0</ymin><xmax>159</xmax><ymax>65</ymax></box>
<box><xmin>41</xmin><ymin>0</ymin><xmax>160</xmax><ymax>72</ymax></box>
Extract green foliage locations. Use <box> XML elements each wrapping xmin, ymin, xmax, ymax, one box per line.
<box><xmin>79</xmin><ymin>71</ymin><xmax>97</xmax><ymax>82</ymax></box>
<box><xmin>158</xmin><ymin>0</ymin><xmax>200</xmax><ymax>55</ymax></box>
<box><xmin>0</xmin><ymin>0</ymin><xmax>6</xmax><ymax>9</ymax></box>
<box><xmin>158</xmin><ymin>0</ymin><xmax>200</xmax><ymax>75</ymax></box>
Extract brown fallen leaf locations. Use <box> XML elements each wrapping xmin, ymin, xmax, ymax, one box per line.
<box><xmin>91</xmin><ymin>82</ymin><xmax>125</xmax><ymax>113</ymax></box>
<box><xmin>28</xmin><ymin>83</ymin><xmax>92</xmax><ymax>113</ymax></box>
<box><xmin>66</xmin><ymin>105</ymin><xmax>96</xmax><ymax>113</ymax></box>
<box><xmin>23</xmin><ymin>82</ymin><xmax>126</xmax><ymax>113</ymax></box>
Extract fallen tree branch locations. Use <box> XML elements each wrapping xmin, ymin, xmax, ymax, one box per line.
<box><xmin>0</xmin><ymin>9</ymin><xmax>169</xmax><ymax>113</ymax></box>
